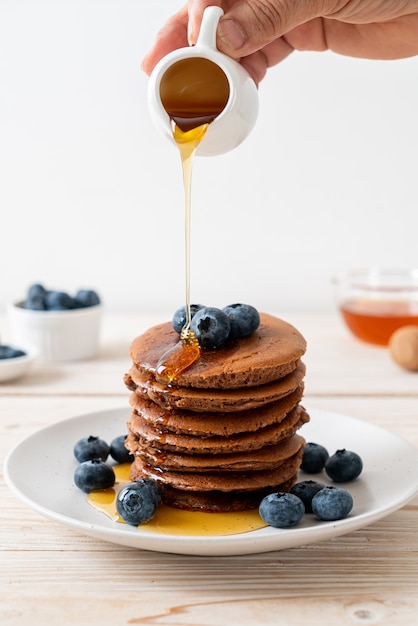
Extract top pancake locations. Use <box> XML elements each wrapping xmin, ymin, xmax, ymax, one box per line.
<box><xmin>129</xmin><ymin>313</ymin><xmax>306</xmax><ymax>389</ymax></box>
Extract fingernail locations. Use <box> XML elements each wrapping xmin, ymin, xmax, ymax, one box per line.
<box><xmin>218</xmin><ymin>19</ymin><xmax>246</xmax><ymax>51</ymax></box>
<box><xmin>187</xmin><ymin>23</ymin><xmax>195</xmax><ymax>46</ymax></box>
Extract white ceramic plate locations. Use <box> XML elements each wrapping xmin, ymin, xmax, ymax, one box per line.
<box><xmin>4</xmin><ymin>407</ymin><xmax>418</xmax><ymax>556</ymax></box>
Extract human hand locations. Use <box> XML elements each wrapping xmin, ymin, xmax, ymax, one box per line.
<box><xmin>142</xmin><ymin>0</ymin><xmax>418</xmax><ymax>85</ymax></box>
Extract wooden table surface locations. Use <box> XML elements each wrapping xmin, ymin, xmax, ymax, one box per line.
<box><xmin>1</xmin><ymin>313</ymin><xmax>417</xmax><ymax>626</ymax></box>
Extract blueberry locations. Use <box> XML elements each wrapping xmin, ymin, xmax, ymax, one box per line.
<box><xmin>0</xmin><ymin>345</ymin><xmax>26</xmax><ymax>359</ymax></box>
<box><xmin>116</xmin><ymin>479</ymin><xmax>162</xmax><ymax>525</ymax></box>
<box><xmin>74</xmin><ymin>289</ymin><xmax>101</xmax><ymax>308</ymax></box>
<box><xmin>74</xmin><ymin>436</ymin><xmax>110</xmax><ymax>463</ymax></box>
<box><xmin>311</xmin><ymin>486</ymin><xmax>353</xmax><ymax>521</ymax></box>
<box><xmin>190</xmin><ymin>307</ymin><xmax>231</xmax><ymax>349</ymax></box>
<box><xmin>27</xmin><ymin>283</ymin><xmax>47</xmax><ymax>301</ymax></box>
<box><xmin>290</xmin><ymin>480</ymin><xmax>327</xmax><ymax>513</ymax></box>
<box><xmin>144</xmin><ymin>478</ymin><xmax>163</xmax><ymax>507</ymax></box>
<box><xmin>300</xmin><ymin>442</ymin><xmax>329</xmax><ymax>473</ymax></box>
<box><xmin>172</xmin><ymin>304</ymin><xmax>205</xmax><ymax>334</ymax></box>
<box><xmin>24</xmin><ymin>296</ymin><xmax>46</xmax><ymax>310</ymax></box>
<box><xmin>10</xmin><ymin>348</ymin><xmax>26</xmax><ymax>358</ymax></box>
<box><xmin>23</xmin><ymin>283</ymin><xmax>47</xmax><ymax>310</ymax></box>
<box><xmin>222</xmin><ymin>303</ymin><xmax>260</xmax><ymax>339</ymax></box>
<box><xmin>109</xmin><ymin>435</ymin><xmax>134</xmax><ymax>464</ymax></box>
<box><xmin>325</xmin><ymin>449</ymin><xmax>363</xmax><ymax>482</ymax></box>
<box><xmin>45</xmin><ymin>290</ymin><xmax>75</xmax><ymax>310</ymax></box>
<box><xmin>74</xmin><ymin>459</ymin><xmax>115</xmax><ymax>493</ymax></box>
<box><xmin>0</xmin><ymin>345</ymin><xmax>13</xmax><ymax>359</ymax></box>
<box><xmin>259</xmin><ymin>492</ymin><xmax>305</xmax><ymax>528</ymax></box>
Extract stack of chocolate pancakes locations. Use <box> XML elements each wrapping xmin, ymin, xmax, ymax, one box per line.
<box><xmin>124</xmin><ymin>313</ymin><xmax>309</xmax><ymax>512</ymax></box>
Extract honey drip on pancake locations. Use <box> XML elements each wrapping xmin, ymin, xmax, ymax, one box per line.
<box><xmin>156</xmin><ymin>122</ymin><xmax>210</xmax><ymax>382</ymax></box>
<box><xmin>156</xmin><ymin>326</ymin><xmax>200</xmax><ymax>383</ymax></box>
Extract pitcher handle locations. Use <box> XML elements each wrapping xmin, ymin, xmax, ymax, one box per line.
<box><xmin>196</xmin><ymin>6</ymin><xmax>224</xmax><ymax>49</ymax></box>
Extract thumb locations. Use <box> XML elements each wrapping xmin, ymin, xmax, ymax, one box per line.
<box><xmin>217</xmin><ymin>0</ymin><xmax>329</xmax><ymax>57</ymax></box>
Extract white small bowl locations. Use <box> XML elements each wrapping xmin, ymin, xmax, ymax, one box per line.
<box><xmin>0</xmin><ymin>349</ymin><xmax>36</xmax><ymax>383</ymax></box>
<box><xmin>7</xmin><ymin>302</ymin><xmax>102</xmax><ymax>362</ymax></box>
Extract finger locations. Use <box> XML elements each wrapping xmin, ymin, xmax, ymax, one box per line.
<box><xmin>141</xmin><ymin>6</ymin><xmax>189</xmax><ymax>75</ymax></box>
<box><xmin>188</xmin><ymin>0</ymin><xmax>223</xmax><ymax>45</ymax></box>
<box><xmin>240</xmin><ymin>37</ymin><xmax>294</xmax><ymax>84</ymax></box>
<box><xmin>322</xmin><ymin>15</ymin><xmax>418</xmax><ymax>59</ymax></box>
<box><xmin>282</xmin><ymin>18</ymin><xmax>327</xmax><ymax>52</ymax></box>
<box><xmin>260</xmin><ymin>35</ymin><xmax>295</xmax><ymax>66</ymax></box>
<box><xmin>217</xmin><ymin>0</ymin><xmax>330</xmax><ymax>58</ymax></box>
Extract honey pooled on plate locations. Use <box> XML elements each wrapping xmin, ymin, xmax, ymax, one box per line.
<box><xmin>87</xmin><ymin>464</ymin><xmax>267</xmax><ymax>536</ymax></box>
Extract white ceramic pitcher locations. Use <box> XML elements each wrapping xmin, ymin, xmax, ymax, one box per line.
<box><xmin>147</xmin><ymin>6</ymin><xmax>259</xmax><ymax>156</ymax></box>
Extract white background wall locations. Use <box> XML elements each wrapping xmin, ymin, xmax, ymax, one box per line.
<box><xmin>1</xmin><ymin>0</ymin><xmax>417</xmax><ymax>317</ymax></box>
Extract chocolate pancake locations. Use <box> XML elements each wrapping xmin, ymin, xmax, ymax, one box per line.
<box><xmin>129</xmin><ymin>313</ymin><xmax>306</xmax><ymax>389</ymax></box>
<box><xmin>130</xmin><ymin>433</ymin><xmax>305</xmax><ymax>472</ymax></box>
<box><xmin>127</xmin><ymin>404</ymin><xmax>309</xmax><ymax>455</ymax></box>
<box><xmin>125</xmin><ymin>361</ymin><xmax>306</xmax><ymax>413</ymax></box>
<box><xmin>129</xmin><ymin>384</ymin><xmax>304</xmax><ymax>436</ymax></box>
<box><xmin>158</xmin><ymin>478</ymin><xmax>297</xmax><ymax>512</ymax></box>
<box><xmin>131</xmin><ymin>449</ymin><xmax>303</xmax><ymax>492</ymax></box>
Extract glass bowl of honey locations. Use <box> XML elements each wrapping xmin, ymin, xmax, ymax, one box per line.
<box><xmin>333</xmin><ymin>268</ymin><xmax>418</xmax><ymax>346</ymax></box>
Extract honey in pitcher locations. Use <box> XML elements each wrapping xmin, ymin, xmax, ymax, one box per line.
<box><xmin>340</xmin><ymin>299</ymin><xmax>418</xmax><ymax>346</ymax></box>
<box><xmin>159</xmin><ymin>57</ymin><xmax>230</xmax><ymax>131</ymax></box>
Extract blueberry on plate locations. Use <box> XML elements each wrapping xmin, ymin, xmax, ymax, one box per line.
<box><xmin>190</xmin><ymin>306</ymin><xmax>231</xmax><ymax>349</ymax></box>
<box><xmin>172</xmin><ymin>304</ymin><xmax>205</xmax><ymax>334</ymax></box>
<box><xmin>325</xmin><ymin>449</ymin><xmax>363</xmax><ymax>482</ymax></box>
<box><xmin>311</xmin><ymin>486</ymin><xmax>353</xmax><ymax>521</ymax></box>
<box><xmin>74</xmin><ymin>289</ymin><xmax>101</xmax><ymax>308</ymax></box>
<box><xmin>109</xmin><ymin>435</ymin><xmax>134</xmax><ymax>464</ymax></box>
<box><xmin>116</xmin><ymin>479</ymin><xmax>162</xmax><ymax>525</ymax></box>
<box><xmin>74</xmin><ymin>459</ymin><xmax>115</xmax><ymax>493</ymax></box>
<box><xmin>222</xmin><ymin>303</ymin><xmax>260</xmax><ymax>339</ymax></box>
<box><xmin>300</xmin><ymin>442</ymin><xmax>329</xmax><ymax>473</ymax></box>
<box><xmin>74</xmin><ymin>435</ymin><xmax>110</xmax><ymax>463</ymax></box>
<box><xmin>259</xmin><ymin>492</ymin><xmax>305</xmax><ymax>528</ymax></box>
<box><xmin>45</xmin><ymin>290</ymin><xmax>75</xmax><ymax>310</ymax></box>
<box><xmin>290</xmin><ymin>480</ymin><xmax>327</xmax><ymax>513</ymax></box>
<box><xmin>0</xmin><ymin>345</ymin><xmax>26</xmax><ymax>359</ymax></box>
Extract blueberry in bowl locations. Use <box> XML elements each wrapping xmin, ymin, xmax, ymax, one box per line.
<box><xmin>0</xmin><ymin>345</ymin><xmax>26</xmax><ymax>360</ymax></box>
<box><xmin>22</xmin><ymin>284</ymin><xmax>101</xmax><ymax>312</ymax></box>
<box><xmin>0</xmin><ymin>343</ymin><xmax>35</xmax><ymax>383</ymax></box>
<box><xmin>74</xmin><ymin>289</ymin><xmax>101</xmax><ymax>309</ymax></box>
<box><xmin>8</xmin><ymin>283</ymin><xmax>103</xmax><ymax>362</ymax></box>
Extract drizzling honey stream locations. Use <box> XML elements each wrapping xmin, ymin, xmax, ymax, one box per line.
<box><xmin>156</xmin><ymin>58</ymin><xmax>230</xmax><ymax>382</ymax></box>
